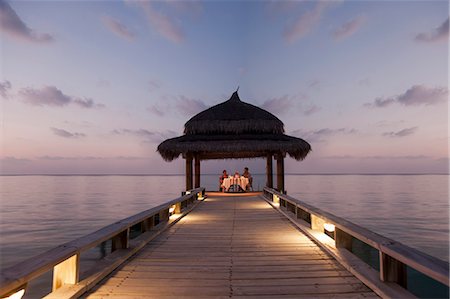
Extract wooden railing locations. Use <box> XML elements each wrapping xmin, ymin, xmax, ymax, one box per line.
<box><xmin>0</xmin><ymin>187</ymin><xmax>205</xmax><ymax>299</ymax></box>
<box><xmin>263</xmin><ymin>187</ymin><xmax>449</xmax><ymax>298</ymax></box>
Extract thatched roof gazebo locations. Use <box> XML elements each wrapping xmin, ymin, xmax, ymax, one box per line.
<box><xmin>158</xmin><ymin>91</ymin><xmax>311</xmax><ymax>192</ymax></box>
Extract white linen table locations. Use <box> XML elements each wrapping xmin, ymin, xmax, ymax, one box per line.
<box><xmin>221</xmin><ymin>177</ymin><xmax>249</xmax><ymax>192</ymax></box>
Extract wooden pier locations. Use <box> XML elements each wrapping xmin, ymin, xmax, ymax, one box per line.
<box><xmin>84</xmin><ymin>194</ymin><xmax>376</xmax><ymax>298</ymax></box>
<box><xmin>1</xmin><ymin>188</ymin><xmax>448</xmax><ymax>299</ymax></box>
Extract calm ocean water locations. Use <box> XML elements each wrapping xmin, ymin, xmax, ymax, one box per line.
<box><xmin>0</xmin><ymin>174</ymin><xmax>448</xmax><ymax>272</ymax></box>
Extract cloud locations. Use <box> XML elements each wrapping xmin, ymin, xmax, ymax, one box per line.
<box><xmin>138</xmin><ymin>1</ymin><xmax>185</xmax><ymax>43</ymax></box>
<box><xmin>148</xmin><ymin>80</ymin><xmax>161</xmax><ymax>92</ymax></box>
<box><xmin>176</xmin><ymin>95</ymin><xmax>207</xmax><ymax>116</ymax></box>
<box><xmin>112</xmin><ymin>128</ymin><xmax>178</xmax><ymax>143</ymax></box>
<box><xmin>147</xmin><ymin>105</ymin><xmax>165</xmax><ymax>117</ymax></box>
<box><xmin>101</xmin><ymin>15</ymin><xmax>135</xmax><ymax>40</ymax></box>
<box><xmin>18</xmin><ymin>85</ymin><xmax>104</xmax><ymax>108</ymax></box>
<box><xmin>0</xmin><ymin>80</ymin><xmax>12</xmax><ymax>99</ymax></box>
<box><xmin>0</xmin><ymin>156</ymin><xmax>31</xmax><ymax>162</ymax></box>
<box><xmin>283</xmin><ymin>1</ymin><xmax>332</xmax><ymax>43</ymax></box>
<box><xmin>333</xmin><ymin>15</ymin><xmax>366</xmax><ymax>40</ymax></box>
<box><xmin>382</xmin><ymin>127</ymin><xmax>418</xmax><ymax>138</ymax></box>
<box><xmin>51</xmin><ymin>127</ymin><xmax>86</xmax><ymax>138</ymax></box>
<box><xmin>37</xmin><ymin>155</ymin><xmax>151</xmax><ymax>161</ymax></box>
<box><xmin>365</xmin><ymin>85</ymin><xmax>448</xmax><ymax>108</ymax></box>
<box><xmin>0</xmin><ymin>0</ymin><xmax>54</xmax><ymax>43</ymax></box>
<box><xmin>291</xmin><ymin>127</ymin><xmax>357</xmax><ymax>143</ymax></box>
<box><xmin>303</xmin><ymin>104</ymin><xmax>321</xmax><ymax>116</ymax></box>
<box><xmin>112</xmin><ymin>128</ymin><xmax>155</xmax><ymax>138</ymax></box>
<box><xmin>397</xmin><ymin>85</ymin><xmax>448</xmax><ymax>106</ymax></box>
<box><xmin>261</xmin><ymin>95</ymin><xmax>293</xmax><ymax>115</ymax></box>
<box><xmin>20</xmin><ymin>86</ymin><xmax>71</xmax><ymax>107</ymax></box>
<box><xmin>415</xmin><ymin>18</ymin><xmax>449</xmax><ymax>43</ymax></box>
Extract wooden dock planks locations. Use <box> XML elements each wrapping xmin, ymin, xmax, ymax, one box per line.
<box><xmin>83</xmin><ymin>195</ymin><xmax>378</xmax><ymax>299</ymax></box>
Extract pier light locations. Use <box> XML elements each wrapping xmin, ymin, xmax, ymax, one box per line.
<box><xmin>197</xmin><ymin>193</ymin><xmax>205</xmax><ymax>200</ymax></box>
<box><xmin>185</xmin><ymin>191</ymin><xmax>191</xmax><ymax>195</ymax></box>
<box><xmin>273</xmin><ymin>195</ymin><xmax>280</xmax><ymax>207</ymax></box>
<box><xmin>324</xmin><ymin>223</ymin><xmax>335</xmax><ymax>233</ymax></box>
<box><xmin>169</xmin><ymin>205</ymin><xmax>176</xmax><ymax>215</ymax></box>
<box><xmin>3</xmin><ymin>289</ymin><xmax>25</xmax><ymax>299</ymax></box>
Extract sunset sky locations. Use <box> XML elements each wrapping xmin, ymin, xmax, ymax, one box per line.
<box><xmin>1</xmin><ymin>0</ymin><xmax>448</xmax><ymax>174</ymax></box>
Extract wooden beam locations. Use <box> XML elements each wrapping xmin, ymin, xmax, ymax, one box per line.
<box><xmin>185</xmin><ymin>155</ymin><xmax>193</xmax><ymax>191</ymax></box>
<box><xmin>112</xmin><ymin>229</ymin><xmax>129</xmax><ymax>252</ymax></box>
<box><xmin>380</xmin><ymin>252</ymin><xmax>407</xmax><ymax>288</ymax></box>
<box><xmin>266</xmin><ymin>154</ymin><xmax>273</xmax><ymax>188</ymax></box>
<box><xmin>194</xmin><ymin>155</ymin><xmax>200</xmax><ymax>188</ymax></box>
<box><xmin>335</xmin><ymin>228</ymin><xmax>352</xmax><ymax>251</ymax></box>
<box><xmin>276</xmin><ymin>154</ymin><xmax>284</xmax><ymax>192</ymax></box>
<box><xmin>52</xmin><ymin>254</ymin><xmax>79</xmax><ymax>291</ymax></box>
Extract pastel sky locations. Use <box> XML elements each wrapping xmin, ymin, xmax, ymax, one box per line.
<box><xmin>0</xmin><ymin>0</ymin><xmax>448</xmax><ymax>174</ymax></box>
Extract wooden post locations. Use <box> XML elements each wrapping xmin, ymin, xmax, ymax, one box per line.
<box><xmin>52</xmin><ymin>254</ymin><xmax>79</xmax><ymax>291</ymax></box>
<box><xmin>266</xmin><ymin>154</ymin><xmax>273</xmax><ymax>188</ymax></box>
<box><xmin>141</xmin><ymin>216</ymin><xmax>154</xmax><ymax>232</ymax></box>
<box><xmin>186</xmin><ymin>155</ymin><xmax>193</xmax><ymax>191</ymax></box>
<box><xmin>194</xmin><ymin>155</ymin><xmax>200</xmax><ymax>188</ymax></box>
<box><xmin>311</xmin><ymin>214</ymin><xmax>325</xmax><ymax>232</ymax></box>
<box><xmin>380</xmin><ymin>252</ymin><xmax>407</xmax><ymax>288</ymax></box>
<box><xmin>112</xmin><ymin>229</ymin><xmax>129</xmax><ymax>252</ymax></box>
<box><xmin>160</xmin><ymin>208</ymin><xmax>169</xmax><ymax>223</ymax></box>
<box><xmin>174</xmin><ymin>202</ymin><xmax>182</xmax><ymax>214</ymax></box>
<box><xmin>335</xmin><ymin>228</ymin><xmax>352</xmax><ymax>251</ymax></box>
<box><xmin>276</xmin><ymin>153</ymin><xmax>284</xmax><ymax>192</ymax></box>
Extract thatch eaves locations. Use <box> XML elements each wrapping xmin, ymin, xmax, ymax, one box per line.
<box><xmin>158</xmin><ymin>134</ymin><xmax>311</xmax><ymax>161</ymax></box>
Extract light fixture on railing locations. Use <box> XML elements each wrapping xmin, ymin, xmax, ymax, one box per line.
<box><xmin>323</xmin><ymin>223</ymin><xmax>335</xmax><ymax>239</ymax></box>
<box><xmin>273</xmin><ymin>195</ymin><xmax>280</xmax><ymax>207</ymax></box>
<box><xmin>185</xmin><ymin>191</ymin><xmax>191</xmax><ymax>195</ymax></box>
<box><xmin>2</xmin><ymin>289</ymin><xmax>25</xmax><ymax>299</ymax></box>
<box><xmin>324</xmin><ymin>223</ymin><xmax>335</xmax><ymax>232</ymax></box>
<box><xmin>169</xmin><ymin>205</ymin><xmax>176</xmax><ymax>215</ymax></box>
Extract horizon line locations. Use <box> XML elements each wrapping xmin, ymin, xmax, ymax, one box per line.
<box><xmin>0</xmin><ymin>173</ymin><xmax>448</xmax><ymax>176</ymax></box>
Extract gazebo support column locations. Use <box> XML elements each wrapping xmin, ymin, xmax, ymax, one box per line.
<box><xmin>194</xmin><ymin>155</ymin><xmax>200</xmax><ymax>188</ymax></box>
<box><xmin>276</xmin><ymin>154</ymin><xmax>285</xmax><ymax>193</ymax></box>
<box><xmin>186</xmin><ymin>156</ymin><xmax>193</xmax><ymax>191</ymax></box>
<box><xmin>266</xmin><ymin>154</ymin><xmax>273</xmax><ymax>188</ymax></box>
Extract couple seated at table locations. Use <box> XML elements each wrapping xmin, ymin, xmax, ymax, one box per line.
<box><xmin>219</xmin><ymin>168</ymin><xmax>253</xmax><ymax>192</ymax></box>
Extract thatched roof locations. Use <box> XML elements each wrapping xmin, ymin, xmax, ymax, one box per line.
<box><xmin>158</xmin><ymin>91</ymin><xmax>311</xmax><ymax>161</ymax></box>
<box><xmin>185</xmin><ymin>91</ymin><xmax>284</xmax><ymax>135</ymax></box>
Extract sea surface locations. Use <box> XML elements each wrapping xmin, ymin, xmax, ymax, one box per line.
<box><xmin>0</xmin><ymin>174</ymin><xmax>448</xmax><ymax>296</ymax></box>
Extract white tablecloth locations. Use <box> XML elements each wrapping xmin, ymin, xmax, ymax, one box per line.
<box><xmin>222</xmin><ymin>177</ymin><xmax>249</xmax><ymax>191</ymax></box>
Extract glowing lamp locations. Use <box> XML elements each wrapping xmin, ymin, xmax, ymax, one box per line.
<box><xmin>169</xmin><ymin>206</ymin><xmax>175</xmax><ymax>214</ymax></box>
<box><xmin>324</xmin><ymin>223</ymin><xmax>335</xmax><ymax>232</ymax></box>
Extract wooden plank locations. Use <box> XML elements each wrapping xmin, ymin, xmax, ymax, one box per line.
<box><xmin>82</xmin><ymin>195</ymin><xmax>378</xmax><ymax>299</ymax></box>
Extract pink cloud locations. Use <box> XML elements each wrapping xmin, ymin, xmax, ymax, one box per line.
<box><xmin>0</xmin><ymin>80</ymin><xmax>12</xmax><ymax>99</ymax></box>
<box><xmin>261</xmin><ymin>95</ymin><xmax>293</xmax><ymax>115</ymax></box>
<box><xmin>283</xmin><ymin>1</ymin><xmax>332</xmax><ymax>43</ymax></box>
<box><xmin>365</xmin><ymin>85</ymin><xmax>448</xmax><ymax>108</ymax></box>
<box><xmin>415</xmin><ymin>18</ymin><xmax>449</xmax><ymax>43</ymax></box>
<box><xmin>51</xmin><ymin>127</ymin><xmax>86</xmax><ymax>138</ymax></box>
<box><xmin>101</xmin><ymin>15</ymin><xmax>135</xmax><ymax>40</ymax></box>
<box><xmin>333</xmin><ymin>15</ymin><xmax>366</xmax><ymax>40</ymax></box>
<box><xmin>0</xmin><ymin>0</ymin><xmax>53</xmax><ymax>43</ymax></box>
<box><xmin>18</xmin><ymin>85</ymin><xmax>104</xmax><ymax>108</ymax></box>
<box><xmin>382</xmin><ymin>127</ymin><xmax>418</xmax><ymax>138</ymax></box>
<box><xmin>139</xmin><ymin>2</ymin><xmax>185</xmax><ymax>43</ymax></box>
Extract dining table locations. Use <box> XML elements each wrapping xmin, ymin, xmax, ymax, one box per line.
<box><xmin>221</xmin><ymin>176</ymin><xmax>249</xmax><ymax>192</ymax></box>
